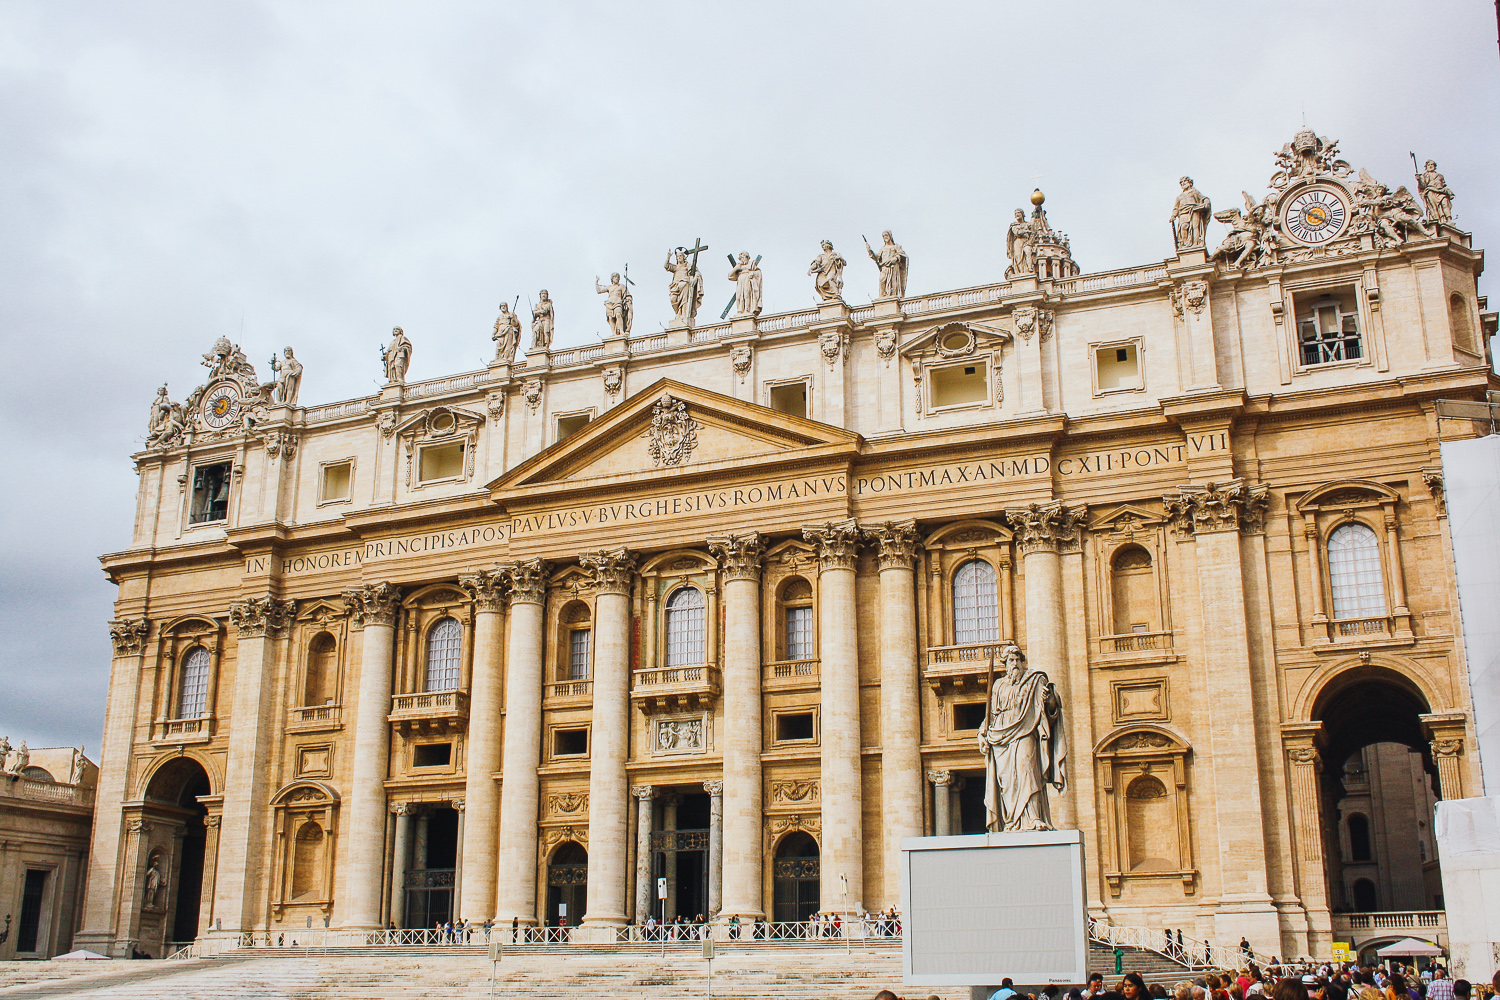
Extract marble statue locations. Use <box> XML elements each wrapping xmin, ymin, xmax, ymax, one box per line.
<box><xmin>382</xmin><ymin>327</ymin><xmax>412</xmax><ymax>384</ymax></box>
<box><xmin>69</xmin><ymin>748</ymin><xmax>85</xmax><ymax>786</ymax></box>
<box><xmin>6</xmin><ymin>740</ymin><xmax>29</xmax><ymax>776</ymax></box>
<box><xmin>531</xmin><ymin>291</ymin><xmax>554</xmax><ymax>349</ymax></box>
<box><xmin>144</xmin><ymin>857</ymin><xmax>165</xmax><ymax>909</ymax></box>
<box><xmin>664</xmin><ymin>249</ymin><xmax>704</xmax><ymax>327</ymax></box>
<box><xmin>145</xmin><ymin>385</ymin><xmax>186</xmax><ymax>450</ymax></box>
<box><xmin>1354</xmin><ymin>170</ymin><xmax>1432</xmax><ymax>244</ymax></box>
<box><xmin>271</xmin><ymin>347</ymin><xmax>303</xmax><ymax>406</ymax></box>
<box><xmin>977</xmin><ymin>644</ymin><xmax>1066</xmax><ymax>832</ymax></box>
<box><xmin>1417</xmin><ymin>160</ymin><xmax>1454</xmax><ymax>224</ymax></box>
<box><xmin>1006</xmin><ymin>209</ymin><xmax>1035</xmax><ymax>275</ymax></box>
<box><xmin>808</xmin><ymin>241</ymin><xmax>846</xmax><ymax>302</ymax></box>
<box><xmin>866</xmin><ymin>230</ymin><xmax>909</xmax><ymax>298</ymax></box>
<box><xmin>1212</xmin><ymin>191</ymin><xmax>1283</xmax><ymax>269</ymax></box>
<box><xmin>0</xmin><ymin>736</ymin><xmax>9</xmax><ymax>773</ymax></box>
<box><xmin>492</xmin><ymin>303</ymin><xmax>521</xmax><ymax>362</ymax></box>
<box><xmin>596</xmin><ymin>273</ymin><xmax>633</xmax><ymax>337</ymax></box>
<box><xmin>728</xmin><ymin>253</ymin><xmax>762</xmax><ymax>317</ymax></box>
<box><xmin>1170</xmin><ymin>176</ymin><xmax>1212</xmax><ymax>250</ymax></box>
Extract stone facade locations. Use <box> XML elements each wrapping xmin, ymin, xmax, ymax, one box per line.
<box><xmin>0</xmin><ymin>745</ymin><xmax>96</xmax><ymax>959</ymax></box>
<box><xmin>81</xmin><ymin>132</ymin><xmax>1496</xmax><ymax>961</ymax></box>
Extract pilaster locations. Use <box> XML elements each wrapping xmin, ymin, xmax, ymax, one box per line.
<box><xmin>1281</xmin><ymin>721</ymin><xmax>1332</xmax><ymax>958</ymax></box>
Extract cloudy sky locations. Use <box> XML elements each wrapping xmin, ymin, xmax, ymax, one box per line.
<box><xmin>2</xmin><ymin>2</ymin><xmax>1496</xmax><ymax>755</ymax></box>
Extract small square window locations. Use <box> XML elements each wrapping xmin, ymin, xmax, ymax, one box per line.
<box><xmin>774</xmin><ymin>712</ymin><xmax>815</xmax><ymax>743</ymax></box>
<box><xmin>321</xmin><ymin>461</ymin><xmax>352</xmax><ymax>503</ymax></box>
<box><xmin>556</xmin><ymin>412</ymin><xmax>591</xmax><ymax>442</ymax></box>
<box><xmin>1296</xmin><ymin>291</ymin><xmax>1363</xmax><ymax>366</ymax></box>
<box><xmin>930</xmin><ymin>361</ymin><xmax>989</xmax><ymax>407</ymax></box>
<box><xmin>418</xmin><ymin>441</ymin><xmax>465</xmax><ymax>482</ymax></box>
<box><xmin>770</xmin><ymin>382</ymin><xmax>808</xmax><ymax>419</ymax></box>
<box><xmin>413</xmin><ymin>742</ymin><xmax>452</xmax><ymax>768</ymax></box>
<box><xmin>1094</xmin><ymin>343</ymin><xmax>1142</xmax><ymax>392</ymax></box>
<box><xmin>953</xmin><ymin>702</ymin><xmax>987</xmax><ymax>731</ymax></box>
<box><xmin>554</xmin><ymin>728</ymin><xmax>588</xmax><ymax>757</ymax></box>
<box><xmin>189</xmin><ymin>461</ymin><xmax>232</xmax><ymax>524</ymax></box>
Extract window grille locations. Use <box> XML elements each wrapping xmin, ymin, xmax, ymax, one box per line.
<box><xmin>178</xmin><ymin>646</ymin><xmax>210</xmax><ymax>718</ymax></box>
<box><xmin>785</xmin><ymin>605</ymin><xmax>814</xmax><ymax>660</ymax></box>
<box><xmin>1327</xmin><ymin>523</ymin><xmax>1387</xmax><ymax>619</ymax></box>
<box><xmin>664</xmin><ymin>587</ymin><xmax>706</xmax><ymax>667</ymax></box>
<box><xmin>568</xmin><ymin>628</ymin><xmax>592</xmax><ymax>680</ymax></box>
<box><xmin>953</xmin><ymin>559</ymin><xmax>999</xmax><ymax>644</ymax></box>
<box><xmin>1299</xmin><ymin>299</ymin><xmax>1362</xmax><ymax>366</ymax></box>
<box><xmin>424</xmin><ymin>617</ymin><xmax>462</xmax><ymax>691</ymax></box>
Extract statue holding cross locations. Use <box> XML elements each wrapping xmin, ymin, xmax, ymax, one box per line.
<box><xmin>664</xmin><ymin>238</ymin><xmax>708</xmax><ymax>328</ymax></box>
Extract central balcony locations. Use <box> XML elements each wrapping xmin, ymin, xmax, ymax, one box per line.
<box><xmin>389</xmin><ymin>689</ymin><xmax>469</xmax><ymax>736</ymax></box>
<box><xmin>631</xmin><ymin>664</ymin><xmax>721</xmax><ymax>715</ymax></box>
<box><xmin>924</xmin><ymin>642</ymin><xmax>1008</xmax><ymax>696</ymax></box>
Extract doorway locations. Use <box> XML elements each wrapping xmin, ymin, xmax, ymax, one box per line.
<box><xmin>403</xmin><ymin>805</ymin><xmax>458</xmax><ymax>929</ymax></box>
<box><xmin>772</xmin><ymin>831</ymin><xmax>820</xmax><ymax>923</ymax></box>
<box><xmin>546</xmin><ymin>841</ymin><xmax>588</xmax><ymax>928</ymax></box>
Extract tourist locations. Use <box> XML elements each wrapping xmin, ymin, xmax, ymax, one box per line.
<box><xmin>1087</xmin><ymin>973</ymin><xmax>1107</xmax><ymax>998</ymax></box>
<box><xmin>1429</xmin><ymin>969</ymin><xmax>1455</xmax><ymax>1000</ymax></box>
<box><xmin>989</xmin><ymin>977</ymin><xmax>1020</xmax><ymax>1000</ymax></box>
<box><xmin>1273</xmin><ymin>978</ymin><xmax>1310</xmax><ymax>1000</ymax></box>
<box><xmin>1122</xmin><ymin>972</ymin><xmax>1148</xmax><ymax>1000</ymax></box>
<box><xmin>1451</xmin><ymin>981</ymin><xmax>1469</xmax><ymax>1000</ymax></box>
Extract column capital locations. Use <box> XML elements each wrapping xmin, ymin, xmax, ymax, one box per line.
<box><xmin>343</xmin><ymin>582</ymin><xmax>401</xmax><ymax>629</ymax></box>
<box><xmin>631</xmin><ymin>784</ymin><xmax>656</xmax><ymax>800</ymax></box>
<box><xmin>1287</xmin><ymin>746</ymin><xmax>1321</xmax><ymax>768</ymax></box>
<box><xmin>580</xmin><ymin>547</ymin><xmax>637</xmax><ymax>595</ymax></box>
<box><xmin>500</xmin><ymin>558</ymin><xmax>550</xmax><ymax>605</ymax></box>
<box><xmin>926</xmin><ymin>769</ymin><xmax>955</xmax><ymax>786</ymax></box>
<box><xmin>229</xmin><ymin>596</ymin><xmax>297</xmax><ymax>638</ymax></box>
<box><xmin>707</xmin><ymin>531</ymin><xmax>765</xmax><ymax>581</ymax></box>
<box><xmin>862</xmin><ymin>519</ymin><xmax>920</xmax><ymax>570</ymax></box>
<box><xmin>802</xmin><ymin>518</ymin><xmax>861</xmax><ymax>571</ymax></box>
<box><xmin>1162</xmin><ymin>479</ymin><xmax>1269</xmax><ymax>535</ymax></box>
<box><xmin>108</xmin><ymin>617</ymin><xmax>151</xmax><ymax>655</ymax></box>
<box><xmin>702</xmin><ymin>779</ymin><xmax>724</xmax><ymax>796</ymax></box>
<box><xmin>390</xmin><ymin>802</ymin><xmax>411</xmax><ymax>816</ymax></box>
<box><xmin>1004</xmin><ymin>502</ymin><xmax>1086</xmax><ymax>553</ymax></box>
<box><xmin>1430</xmin><ymin>737</ymin><xmax>1465</xmax><ymax>758</ymax></box>
<box><xmin>453</xmin><ymin>799</ymin><xmax>466</xmax><ymax>812</ymax></box>
<box><xmin>459</xmin><ymin>569</ymin><xmax>507</xmax><ymax>612</ymax></box>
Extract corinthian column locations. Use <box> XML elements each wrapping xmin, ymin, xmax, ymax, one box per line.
<box><xmin>707</xmin><ymin>531</ymin><xmax>765</xmax><ymax>921</ymax></box>
<box><xmin>864</xmin><ymin>520</ymin><xmax>922</xmax><ymax>906</ymax></box>
<box><xmin>579</xmin><ymin>547</ymin><xmax>637</xmax><ymax>929</ymax></box>
<box><xmin>457</xmin><ymin>570</ymin><xmax>506</xmax><ymax>922</ymax></box>
<box><xmin>1003</xmin><ymin>503</ymin><xmax>1083</xmax><ymax>684</ymax></box>
<box><xmin>341</xmin><ymin>582</ymin><xmax>402</xmax><ymax>929</ymax></box>
<box><xmin>803</xmin><ymin>518</ymin><xmax>864</xmax><ymax>915</ymax></box>
<box><xmin>77</xmin><ymin>618</ymin><xmax>150</xmax><ymax>956</ymax></box>
<box><xmin>494</xmin><ymin>559</ymin><xmax>548</xmax><ymax>925</ymax></box>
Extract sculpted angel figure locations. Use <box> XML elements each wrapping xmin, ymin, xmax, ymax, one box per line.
<box><xmin>271</xmin><ymin>347</ymin><xmax>302</xmax><ymax>406</ymax></box>
<box><xmin>1170</xmin><ymin>176</ymin><xmax>1212</xmax><ymax>250</ymax></box>
<box><xmin>1417</xmin><ymin>160</ymin><xmax>1454</xmax><ymax>224</ymax></box>
<box><xmin>808</xmin><ymin>240</ymin><xmax>846</xmax><ymax>302</ymax></box>
<box><xmin>595</xmin><ymin>273</ymin><xmax>633</xmax><ymax>337</ymax></box>
<box><xmin>866</xmin><ymin>230</ymin><xmax>909</xmax><ymax>298</ymax></box>
<box><xmin>1212</xmin><ymin>192</ymin><xmax>1283</xmax><ymax>269</ymax></box>
<box><xmin>1005</xmin><ymin>209</ymin><xmax>1035</xmax><ymax>275</ymax></box>
<box><xmin>728</xmin><ymin>253</ymin><xmax>762</xmax><ymax>316</ymax></box>
<box><xmin>531</xmin><ymin>291</ymin><xmax>554</xmax><ymax>349</ymax></box>
<box><xmin>664</xmin><ymin>249</ymin><xmax>704</xmax><ymax>327</ymax></box>
<box><xmin>6</xmin><ymin>740</ymin><xmax>28</xmax><ymax>775</ymax></box>
<box><xmin>382</xmin><ymin>326</ymin><xmax>412</xmax><ymax>384</ymax></box>
<box><xmin>492</xmin><ymin>302</ymin><xmax>521</xmax><ymax>362</ymax></box>
<box><xmin>1354</xmin><ymin>170</ymin><xmax>1432</xmax><ymax>244</ymax></box>
<box><xmin>145</xmin><ymin>386</ymin><xmax>186</xmax><ymax>449</ymax></box>
<box><xmin>977</xmin><ymin>643</ymin><xmax>1066</xmax><ymax>832</ymax></box>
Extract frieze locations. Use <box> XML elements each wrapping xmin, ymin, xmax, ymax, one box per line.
<box><xmin>547</xmin><ymin>792</ymin><xmax>589</xmax><ymax>815</ymax></box>
<box><xmin>770</xmin><ymin>779</ymin><xmax>819</xmax><ymax>804</ymax></box>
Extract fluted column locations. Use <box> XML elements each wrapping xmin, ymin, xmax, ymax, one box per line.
<box><xmin>457</xmin><ymin>570</ymin><xmax>506</xmax><ymax>922</ymax></box>
<box><xmin>580</xmin><ymin>547</ymin><xmax>637</xmax><ymax>928</ymax></box>
<box><xmin>803</xmin><ymin>518</ymin><xmax>864</xmax><ymax>915</ymax></box>
<box><xmin>704</xmin><ymin>780</ymin><xmax>724</xmax><ymax>916</ymax></box>
<box><xmin>215</xmin><ymin>596</ymin><xmax>296</xmax><ymax>931</ymax></box>
<box><xmin>707</xmin><ymin>531</ymin><xmax>765</xmax><ymax>921</ymax></box>
<box><xmin>390</xmin><ymin>804</ymin><xmax>412</xmax><ymax>928</ymax></box>
<box><xmin>494</xmin><ymin>559</ymin><xmax>549</xmax><ymax>924</ymax></box>
<box><xmin>864</xmin><ymin>520</ymin><xmax>922</xmax><ymax>905</ymax></box>
<box><xmin>927</xmin><ymin>770</ymin><xmax>955</xmax><ymax>837</ymax></box>
<box><xmin>77</xmin><ymin>618</ymin><xmax>150</xmax><ymax>956</ymax></box>
<box><xmin>633</xmin><ymin>785</ymin><xmax>656</xmax><ymax>924</ymax></box>
<box><xmin>342</xmin><ymin>582</ymin><xmax>402</xmax><ymax>929</ymax></box>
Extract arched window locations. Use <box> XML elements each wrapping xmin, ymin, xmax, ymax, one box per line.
<box><xmin>424</xmin><ymin>617</ymin><xmax>462</xmax><ymax>691</ymax></box>
<box><xmin>1351</xmin><ymin>877</ymin><xmax>1377</xmax><ymax>912</ymax></box>
<box><xmin>952</xmin><ymin>559</ymin><xmax>999</xmax><ymax>644</ymax></box>
<box><xmin>1328</xmin><ymin>523</ymin><xmax>1387</xmax><ymax>619</ymax></box>
<box><xmin>780</xmin><ymin>577</ymin><xmax>815</xmax><ymax>661</ymax></box>
<box><xmin>1348</xmin><ymin>813</ymin><xmax>1373</xmax><ymax>862</ymax></box>
<box><xmin>304</xmin><ymin>632</ymin><xmax>337</xmax><ymax>706</ymax></box>
<box><xmin>1125</xmin><ymin>774</ymin><xmax>1176</xmax><ymax>872</ymax></box>
<box><xmin>291</xmin><ymin>821</ymin><xmax>324</xmax><ymax>900</ymax></box>
<box><xmin>664</xmin><ymin>587</ymin><xmax>706</xmax><ymax>667</ymax></box>
<box><xmin>178</xmin><ymin>646</ymin><xmax>211</xmax><ymax>718</ymax></box>
<box><xmin>1110</xmin><ymin>546</ymin><xmax>1156</xmax><ymax>634</ymax></box>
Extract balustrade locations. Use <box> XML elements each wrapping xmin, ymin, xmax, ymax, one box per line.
<box><xmin>388</xmin><ymin>688</ymin><xmax>470</xmax><ymax>735</ymax></box>
<box><xmin>631</xmin><ymin>663</ymin><xmax>721</xmax><ymax>713</ymax></box>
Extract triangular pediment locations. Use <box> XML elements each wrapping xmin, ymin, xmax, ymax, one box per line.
<box><xmin>1090</xmin><ymin>503</ymin><xmax>1165</xmax><ymax>533</ymax></box>
<box><xmin>899</xmin><ymin>320</ymin><xmax>1012</xmax><ymax>360</ymax></box>
<box><xmin>488</xmin><ymin>379</ymin><xmax>862</xmax><ymax>497</ymax></box>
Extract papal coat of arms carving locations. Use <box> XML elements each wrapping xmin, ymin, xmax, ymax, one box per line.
<box><xmin>645</xmin><ymin>394</ymin><xmax>699</xmax><ymax>467</ymax></box>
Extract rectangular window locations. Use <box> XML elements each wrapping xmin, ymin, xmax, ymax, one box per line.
<box><xmin>418</xmin><ymin>441</ymin><xmax>465</xmax><ymax>482</ymax></box>
<box><xmin>953</xmin><ymin>702</ymin><xmax>987</xmax><ymax>731</ymax></box>
<box><xmin>785</xmin><ymin>606</ymin><xmax>814</xmax><ymax>660</ymax></box>
<box><xmin>17</xmin><ymin>869</ymin><xmax>47</xmax><ymax>953</ymax></box>
<box><xmin>769</xmin><ymin>382</ymin><xmax>808</xmax><ymax>419</ymax></box>
<box><xmin>412</xmin><ymin>742</ymin><xmax>452</xmax><ymax>768</ymax></box>
<box><xmin>568</xmin><ymin>628</ymin><xmax>592</xmax><ymax>680</ymax></box>
<box><xmin>189</xmin><ymin>461</ymin><xmax>232</xmax><ymax>524</ymax></box>
<box><xmin>1296</xmin><ymin>291</ymin><xmax>1362</xmax><ymax>366</ymax></box>
<box><xmin>320</xmin><ymin>461</ymin><xmax>352</xmax><ymax>503</ymax></box>
<box><xmin>930</xmin><ymin>361</ymin><xmax>989</xmax><ymax>408</ymax></box>
<box><xmin>556</xmin><ymin>412</ymin><xmax>591</xmax><ymax>442</ymax></box>
<box><xmin>774</xmin><ymin>711</ymin><xmax>816</xmax><ymax>743</ymax></box>
<box><xmin>1094</xmin><ymin>343</ymin><xmax>1142</xmax><ymax>392</ymax></box>
<box><xmin>554</xmin><ymin>728</ymin><xmax>588</xmax><ymax>757</ymax></box>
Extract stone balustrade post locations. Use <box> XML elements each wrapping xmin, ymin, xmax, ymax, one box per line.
<box><xmin>495</xmin><ymin>559</ymin><xmax>549</xmax><ymax>925</ymax></box>
<box><xmin>457</xmin><ymin>570</ymin><xmax>506</xmax><ymax>922</ymax></box>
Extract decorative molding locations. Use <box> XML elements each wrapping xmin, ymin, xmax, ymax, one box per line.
<box><xmin>485</xmin><ymin>391</ymin><xmax>505</xmax><ymax>423</ymax></box>
<box><xmin>548</xmin><ymin>792</ymin><xmax>589</xmax><ymax>815</ymax></box>
<box><xmin>500</xmin><ymin>558</ymin><xmax>549</xmax><ymax>606</ymax></box>
<box><xmin>707</xmin><ymin>531</ymin><xmax>765</xmax><ymax>582</ymax></box>
<box><xmin>1004</xmin><ymin>502</ymin><xmax>1086</xmax><ymax>554</ymax></box>
<box><xmin>580</xmin><ymin>547</ymin><xmax>637</xmax><ymax>595</ymax></box>
<box><xmin>1287</xmin><ymin>747</ymin><xmax>1321</xmax><ymax>766</ymax></box>
<box><xmin>654</xmin><ymin>716</ymin><xmax>705</xmax><ymax>753</ymax></box>
<box><xmin>229</xmin><ymin>597</ymin><xmax>296</xmax><ymax>638</ymax></box>
<box><xmin>109</xmin><ymin>617</ymin><xmax>151</xmax><ymax>655</ymax></box>
<box><xmin>458</xmin><ymin>570</ymin><xmax>507</xmax><ymax>612</ymax></box>
<box><xmin>342</xmin><ymin>583</ymin><xmax>401</xmax><ymax>629</ymax></box>
<box><xmin>819</xmin><ymin>329</ymin><xmax>850</xmax><ymax>366</ymax></box>
<box><xmin>1421</xmin><ymin>466</ymin><xmax>1446</xmax><ymax>517</ymax></box>
<box><xmin>522</xmin><ymin>379</ymin><xmax>543</xmax><ymax>411</ymax></box>
<box><xmin>1162</xmin><ymin>479</ymin><xmax>1270</xmax><ymax>535</ymax></box>
<box><xmin>926</xmin><ymin>770</ymin><xmax>955</xmax><ymax>786</ymax></box>
<box><xmin>730</xmin><ymin>345</ymin><xmax>752</xmax><ymax>382</ymax></box>
<box><xmin>602</xmin><ymin>367</ymin><xmax>623</xmax><ymax>399</ymax></box>
<box><xmin>770</xmin><ymin>779</ymin><xmax>819</xmax><ymax>804</ymax></box>
<box><xmin>802</xmin><ymin>518</ymin><xmax>861</xmax><ymax>571</ymax></box>
<box><xmin>644</xmin><ymin>394</ymin><xmax>699</xmax><ymax>467</ymax></box>
<box><xmin>702</xmin><ymin>779</ymin><xmax>724</xmax><ymax>796</ymax></box>
<box><xmin>875</xmin><ymin>329</ymin><xmax>897</xmax><ymax>364</ymax></box>
<box><xmin>863</xmin><ymin>519</ymin><xmax>920</xmax><ymax>570</ymax></box>
<box><xmin>1431</xmin><ymin>738</ymin><xmax>1464</xmax><ymax>758</ymax></box>
<box><xmin>631</xmin><ymin>784</ymin><xmax>656</xmax><ymax>801</ymax></box>
<box><xmin>262</xmin><ymin>429</ymin><xmax>299</xmax><ymax>460</ymax></box>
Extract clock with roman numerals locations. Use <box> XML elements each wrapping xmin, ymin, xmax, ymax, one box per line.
<box><xmin>1280</xmin><ymin>185</ymin><xmax>1350</xmax><ymax>246</ymax></box>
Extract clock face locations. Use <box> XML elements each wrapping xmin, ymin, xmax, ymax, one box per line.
<box><xmin>1281</xmin><ymin>186</ymin><xmax>1350</xmax><ymax>245</ymax></box>
<box><xmin>202</xmin><ymin>384</ymin><xmax>242</xmax><ymax>429</ymax></box>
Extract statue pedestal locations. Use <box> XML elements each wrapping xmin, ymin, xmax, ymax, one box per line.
<box><xmin>872</xmin><ymin>296</ymin><xmax>902</xmax><ymax>320</ymax></box>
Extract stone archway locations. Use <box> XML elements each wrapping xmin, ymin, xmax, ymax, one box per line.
<box><xmin>134</xmin><ymin>756</ymin><xmax>212</xmax><ymax>956</ymax></box>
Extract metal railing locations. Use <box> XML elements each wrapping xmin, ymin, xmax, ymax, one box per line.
<box><xmin>1087</xmin><ymin>918</ymin><xmax>1279</xmax><ymax>971</ymax></box>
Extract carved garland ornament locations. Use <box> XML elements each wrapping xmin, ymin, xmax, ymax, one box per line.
<box><xmin>644</xmin><ymin>394</ymin><xmax>699</xmax><ymax>467</ymax></box>
<box><xmin>770</xmin><ymin>779</ymin><xmax>819</xmax><ymax>804</ymax></box>
<box><xmin>548</xmin><ymin>792</ymin><xmax>589</xmax><ymax>815</ymax></box>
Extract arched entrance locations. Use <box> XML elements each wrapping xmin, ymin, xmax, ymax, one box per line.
<box><xmin>140</xmin><ymin>757</ymin><xmax>211</xmax><ymax>954</ymax></box>
<box><xmin>772</xmin><ymin>832</ymin><xmax>820</xmax><ymax>923</ymax></box>
<box><xmin>546</xmin><ymin>842</ymin><xmax>587</xmax><ymax>928</ymax></box>
<box><xmin>1314</xmin><ymin>669</ymin><xmax>1444</xmax><ymax>912</ymax></box>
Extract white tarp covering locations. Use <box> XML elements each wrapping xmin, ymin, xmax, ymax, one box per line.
<box><xmin>1435</xmin><ymin>796</ymin><xmax>1500</xmax><ymax>981</ymax></box>
<box><xmin>51</xmin><ymin>949</ymin><xmax>110</xmax><ymax>961</ymax></box>
<box><xmin>1439</xmin><ymin>434</ymin><xmax>1500</xmax><ymax>796</ymax></box>
<box><xmin>1376</xmin><ymin>937</ymin><xmax>1445</xmax><ymax>958</ymax></box>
